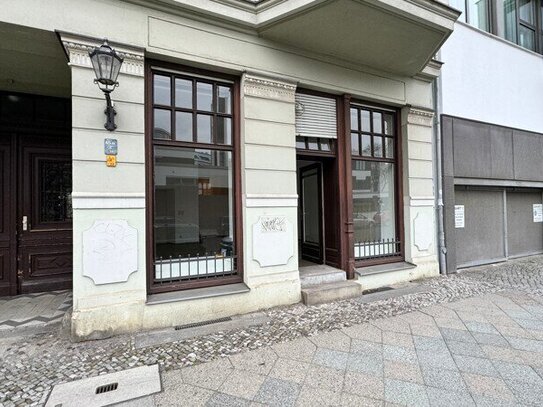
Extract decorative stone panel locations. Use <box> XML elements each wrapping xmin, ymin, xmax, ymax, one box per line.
<box><xmin>60</xmin><ymin>33</ymin><xmax>144</xmax><ymax>77</ymax></box>
<box><xmin>82</xmin><ymin>220</ymin><xmax>138</xmax><ymax>285</ymax></box>
<box><xmin>406</xmin><ymin>107</ymin><xmax>434</xmax><ymax>127</ymax></box>
<box><xmin>243</xmin><ymin>73</ymin><xmax>296</xmax><ymax>102</ymax></box>
<box><xmin>252</xmin><ymin>216</ymin><xmax>294</xmax><ymax>267</ymax></box>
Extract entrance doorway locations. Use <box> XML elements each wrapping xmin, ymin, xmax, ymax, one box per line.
<box><xmin>0</xmin><ymin>93</ymin><xmax>72</xmax><ymax>296</ymax></box>
<box><xmin>299</xmin><ymin>162</ymin><xmax>323</xmax><ymax>264</ymax></box>
<box><xmin>296</xmin><ymin>153</ymin><xmax>341</xmax><ymax>269</ymax></box>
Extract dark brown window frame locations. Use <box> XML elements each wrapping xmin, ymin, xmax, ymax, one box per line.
<box><xmin>145</xmin><ymin>60</ymin><xmax>243</xmax><ymax>295</ymax></box>
<box><xmin>348</xmin><ymin>101</ymin><xmax>404</xmax><ymax>268</ymax></box>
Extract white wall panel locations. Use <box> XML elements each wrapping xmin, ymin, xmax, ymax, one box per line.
<box><xmin>440</xmin><ymin>23</ymin><xmax>543</xmax><ymax>133</ymax></box>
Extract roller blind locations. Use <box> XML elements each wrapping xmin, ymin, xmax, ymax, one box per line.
<box><xmin>295</xmin><ymin>93</ymin><xmax>337</xmax><ymax>139</ymax></box>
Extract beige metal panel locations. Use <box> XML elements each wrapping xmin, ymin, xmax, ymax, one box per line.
<box><xmin>72</xmin><ymin>97</ymin><xmax>145</xmax><ymax>133</ymax></box>
<box><xmin>244</xmin><ymin>119</ymin><xmax>295</xmax><ymax>148</ymax></box>
<box><xmin>245</xmin><ymin>144</ymin><xmax>295</xmax><ymax>172</ymax></box>
<box><xmin>72</xmin><ymin>129</ymin><xmax>145</xmax><ymax>164</ymax></box>
<box><xmin>73</xmin><ymin>160</ymin><xmax>145</xmax><ymax>193</ymax></box>
<box><xmin>245</xmin><ymin>169</ymin><xmax>297</xmax><ymax>195</ymax></box>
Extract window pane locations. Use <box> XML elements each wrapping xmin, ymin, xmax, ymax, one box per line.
<box><xmin>154</xmin><ymin>146</ymin><xmax>234</xmax><ymax>260</ymax></box>
<box><xmin>175</xmin><ymin>78</ymin><xmax>192</xmax><ymax>109</ymax></box>
<box><xmin>197</xmin><ymin>82</ymin><xmax>213</xmax><ymax>111</ymax></box>
<box><xmin>296</xmin><ymin>136</ymin><xmax>306</xmax><ymax>149</ymax></box>
<box><xmin>39</xmin><ymin>159</ymin><xmax>72</xmax><ymax>222</ymax></box>
<box><xmin>175</xmin><ymin>112</ymin><xmax>193</xmax><ymax>142</ymax></box>
<box><xmin>385</xmin><ymin>137</ymin><xmax>394</xmax><ymax>159</ymax></box>
<box><xmin>519</xmin><ymin>0</ymin><xmax>535</xmax><ymax>24</ymax></box>
<box><xmin>496</xmin><ymin>0</ymin><xmax>518</xmax><ymax>43</ymax></box>
<box><xmin>467</xmin><ymin>0</ymin><xmax>489</xmax><ymax>31</ymax></box>
<box><xmin>361</xmin><ymin>135</ymin><xmax>372</xmax><ymax>157</ymax></box>
<box><xmin>197</xmin><ymin>114</ymin><xmax>213</xmax><ymax>143</ymax></box>
<box><xmin>383</xmin><ymin>114</ymin><xmax>394</xmax><ymax>136</ymax></box>
<box><xmin>217</xmin><ymin>117</ymin><xmax>232</xmax><ymax>145</ymax></box>
<box><xmin>307</xmin><ymin>137</ymin><xmax>318</xmax><ymax>150</ymax></box>
<box><xmin>449</xmin><ymin>0</ymin><xmax>467</xmax><ymax>22</ymax></box>
<box><xmin>519</xmin><ymin>25</ymin><xmax>536</xmax><ymax>50</ymax></box>
<box><xmin>320</xmin><ymin>139</ymin><xmax>331</xmax><ymax>152</ymax></box>
<box><xmin>154</xmin><ymin>109</ymin><xmax>171</xmax><ymax>139</ymax></box>
<box><xmin>372</xmin><ymin>112</ymin><xmax>382</xmax><ymax>134</ymax></box>
<box><xmin>217</xmin><ymin>86</ymin><xmax>232</xmax><ymax>114</ymax></box>
<box><xmin>350</xmin><ymin>108</ymin><xmax>359</xmax><ymax>131</ymax></box>
<box><xmin>373</xmin><ymin>136</ymin><xmax>383</xmax><ymax>157</ymax></box>
<box><xmin>352</xmin><ymin>160</ymin><xmax>396</xmax><ymax>258</ymax></box>
<box><xmin>351</xmin><ymin>133</ymin><xmax>360</xmax><ymax>155</ymax></box>
<box><xmin>154</xmin><ymin>75</ymin><xmax>171</xmax><ymax>106</ymax></box>
<box><xmin>361</xmin><ymin>110</ymin><xmax>371</xmax><ymax>132</ymax></box>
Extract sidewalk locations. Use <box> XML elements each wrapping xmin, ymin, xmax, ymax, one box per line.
<box><xmin>1</xmin><ymin>256</ymin><xmax>543</xmax><ymax>406</ymax></box>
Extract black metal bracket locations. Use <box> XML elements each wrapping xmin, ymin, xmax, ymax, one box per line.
<box><xmin>103</xmin><ymin>92</ymin><xmax>117</xmax><ymax>132</ymax></box>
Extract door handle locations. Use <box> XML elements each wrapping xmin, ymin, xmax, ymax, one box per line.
<box><xmin>22</xmin><ymin>216</ymin><xmax>28</xmax><ymax>231</ymax></box>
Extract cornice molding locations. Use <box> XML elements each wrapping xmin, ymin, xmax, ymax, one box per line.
<box><xmin>242</xmin><ymin>73</ymin><xmax>297</xmax><ymax>102</ymax></box>
<box><xmin>405</xmin><ymin>106</ymin><xmax>435</xmax><ymax>127</ymax></box>
<box><xmin>59</xmin><ymin>32</ymin><xmax>145</xmax><ymax>77</ymax></box>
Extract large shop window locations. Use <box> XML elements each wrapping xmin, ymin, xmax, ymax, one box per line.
<box><xmin>149</xmin><ymin>66</ymin><xmax>241</xmax><ymax>292</ymax></box>
<box><xmin>350</xmin><ymin>105</ymin><xmax>401</xmax><ymax>264</ymax></box>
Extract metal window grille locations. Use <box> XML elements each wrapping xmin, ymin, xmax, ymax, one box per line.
<box><xmin>154</xmin><ymin>253</ymin><xmax>237</xmax><ymax>284</ymax></box>
<box><xmin>354</xmin><ymin>238</ymin><xmax>401</xmax><ymax>260</ymax></box>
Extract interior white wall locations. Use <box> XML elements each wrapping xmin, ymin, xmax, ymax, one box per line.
<box><xmin>440</xmin><ymin>23</ymin><xmax>543</xmax><ymax>133</ymax></box>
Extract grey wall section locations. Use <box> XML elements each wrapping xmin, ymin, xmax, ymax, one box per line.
<box><xmin>441</xmin><ymin>115</ymin><xmax>543</xmax><ymax>272</ymax></box>
<box><xmin>454</xmin><ymin>188</ymin><xmax>505</xmax><ymax>267</ymax></box>
<box><xmin>507</xmin><ymin>191</ymin><xmax>543</xmax><ymax>257</ymax></box>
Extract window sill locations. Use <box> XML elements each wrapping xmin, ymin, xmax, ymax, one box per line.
<box><xmin>146</xmin><ymin>282</ymin><xmax>250</xmax><ymax>305</ymax></box>
<box><xmin>356</xmin><ymin>261</ymin><xmax>416</xmax><ymax>277</ymax></box>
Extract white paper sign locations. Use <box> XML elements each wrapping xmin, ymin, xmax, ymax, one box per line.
<box><xmin>455</xmin><ymin>205</ymin><xmax>465</xmax><ymax>228</ymax></box>
<box><xmin>533</xmin><ymin>204</ymin><xmax>543</xmax><ymax>223</ymax></box>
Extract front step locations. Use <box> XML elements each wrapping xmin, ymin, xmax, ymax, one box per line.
<box><xmin>299</xmin><ymin>264</ymin><xmax>346</xmax><ymax>288</ymax></box>
<box><xmin>301</xmin><ymin>280</ymin><xmax>363</xmax><ymax>305</ymax></box>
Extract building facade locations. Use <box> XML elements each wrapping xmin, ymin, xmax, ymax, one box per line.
<box><xmin>440</xmin><ymin>0</ymin><xmax>543</xmax><ymax>271</ymax></box>
<box><xmin>0</xmin><ymin>0</ymin><xmax>459</xmax><ymax>340</ymax></box>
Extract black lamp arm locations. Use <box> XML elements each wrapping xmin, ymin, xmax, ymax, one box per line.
<box><xmin>104</xmin><ymin>92</ymin><xmax>117</xmax><ymax>132</ymax></box>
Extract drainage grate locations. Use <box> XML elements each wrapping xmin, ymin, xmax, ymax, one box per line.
<box><xmin>362</xmin><ymin>286</ymin><xmax>394</xmax><ymax>295</ymax></box>
<box><xmin>96</xmin><ymin>382</ymin><xmax>119</xmax><ymax>394</ymax></box>
<box><xmin>174</xmin><ymin>316</ymin><xmax>232</xmax><ymax>330</ymax></box>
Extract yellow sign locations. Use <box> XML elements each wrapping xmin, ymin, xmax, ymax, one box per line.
<box><xmin>106</xmin><ymin>155</ymin><xmax>117</xmax><ymax>167</ymax></box>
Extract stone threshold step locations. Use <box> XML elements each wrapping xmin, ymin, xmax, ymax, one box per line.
<box><xmin>300</xmin><ymin>265</ymin><xmax>346</xmax><ymax>288</ymax></box>
<box><xmin>301</xmin><ymin>280</ymin><xmax>362</xmax><ymax>306</ymax></box>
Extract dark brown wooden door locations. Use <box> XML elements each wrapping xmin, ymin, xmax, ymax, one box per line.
<box><xmin>17</xmin><ymin>135</ymin><xmax>72</xmax><ymax>293</ymax></box>
<box><xmin>300</xmin><ymin>163</ymin><xmax>323</xmax><ymax>264</ymax></box>
<box><xmin>0</xmin><ymin>135</ymin><xmax>15</xmax><ymax>296</ymax></box>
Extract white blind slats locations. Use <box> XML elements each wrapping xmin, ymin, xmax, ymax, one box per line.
<box><xmin>295</xmin><ymin>93</ymin><xmax>337</xmax><ymax>139</ymax></box>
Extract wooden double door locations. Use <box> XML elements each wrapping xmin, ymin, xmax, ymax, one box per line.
<box><xmin>0</xmin><ymin>132</ymin><xmax>72</xmax><ymax>296</ymax></box>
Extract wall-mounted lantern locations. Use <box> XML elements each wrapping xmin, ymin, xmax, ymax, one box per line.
<box><xmin>88</xmin><ymin>39</ymin><xmax>124</xmax><ymax>131</ymax></box>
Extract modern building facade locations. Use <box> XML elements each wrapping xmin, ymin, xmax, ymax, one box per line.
<box><xmin>440</xmin><ymin>0</ymin><xmax>543</xmax><ymax>271</ymax></box>
<box><xmin>0</xmin><ymin>0</ymin><xmax>460</xmax><ymax>340</ymax></box>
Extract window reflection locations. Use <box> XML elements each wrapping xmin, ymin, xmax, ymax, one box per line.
<box><xmin>154</xmin><ymin>146</ymin><xmax>234</xmax><ymax>260</ymax></box>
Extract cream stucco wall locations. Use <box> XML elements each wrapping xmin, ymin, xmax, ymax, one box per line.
<box><xmin>1</xmin><ymin>0</ymin><xmax>441</xmax><ymax>339</ymax></box>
